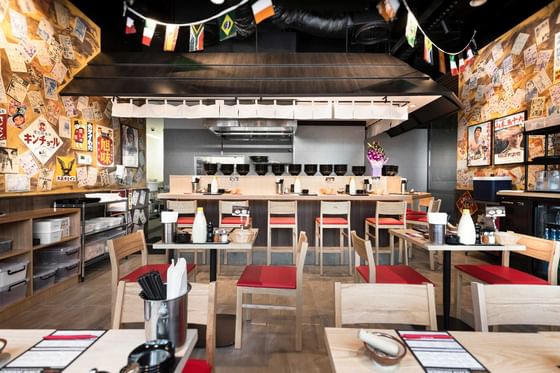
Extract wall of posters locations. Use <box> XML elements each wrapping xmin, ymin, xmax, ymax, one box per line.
<box><xmin>467</xmin><ymin>121</ymin><xmax>492</xmax><ymax>166</ymax></box>
<box><xmin>493</xmin><ymin>112</ymin><xmax>525</xmax><ymax>165</ymax></box>
<box><xmin>122</xmin><ymin>125</ymin><xmax>138</xmax><ymax>168</ymax></box>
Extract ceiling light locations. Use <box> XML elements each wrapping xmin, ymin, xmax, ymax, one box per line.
<box><xmin>210</xmin><ymin>0</ymin><xmax>225</xmax><ymax>4</ymax></box>
<box><xmin>469</xmin><ymin>0</ymin><xmax>487</xmax><ymax>7</ymax></box>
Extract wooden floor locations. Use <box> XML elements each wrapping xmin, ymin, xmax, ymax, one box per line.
<box><xmin>1</xmin><ymin>246</ymin><xmax>499</xmax><ymax>372</ymax></box>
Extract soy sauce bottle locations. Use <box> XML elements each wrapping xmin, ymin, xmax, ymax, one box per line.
<box><xmin>207</xmin><ymin>222</ymin><xmax>214</xmax><ymax>243</ymax></box>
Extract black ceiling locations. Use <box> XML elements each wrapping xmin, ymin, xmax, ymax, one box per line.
<box><xmin>70</xmin><ymin>0</ymin><xmax>554</xmax><ymax>79</ymax></box>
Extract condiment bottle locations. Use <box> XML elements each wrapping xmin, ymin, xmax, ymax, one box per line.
<box><xmin>192</xmin><ymin>207</ymin><xmax>207</xmax><ymax>243</ymax></box>
<box><xmin>210</xmin><ymin>176</ymin><xmax>218</xmax><ymax>194</ymax></box>
<box><xmin>457</xmin><ymin>209</ymin><xmax>476</xmax><ymax>245</ymax></box>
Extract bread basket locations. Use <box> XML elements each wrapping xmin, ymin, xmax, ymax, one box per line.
<box><xmin>362</xmin><ymin>332</ymin><xmax>407</xmax><ymax>366</ymax></box>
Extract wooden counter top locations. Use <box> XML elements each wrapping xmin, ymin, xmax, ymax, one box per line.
<box><xmin>158</xmin><ymin>192</ymin><xmax>430</xmax><ymax>201</ymax></box>
<box><xmin>497</xmin><ymin>190</ymin><xmax>560</xmax><ymax>199</ymax></box>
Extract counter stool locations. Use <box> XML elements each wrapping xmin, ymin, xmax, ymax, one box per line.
<box><xmin>167</xmin><ymin>200</ymin><xmax>206</xmax><ymax>265</ymax></box>
<box><xmin>365</xmin><ymin>201</ymin><xmax>407</xmax><ymax>265</ymax></box>
<box><xmin>267</xmin><ymin>200</ymin><xmax>298</xmax><ymax>265</ymax></box>
<box><xmin>315</xmin><ymin>201</ymin><xmax>352</xmax><ymax>275</ymax></box>
<box><xmin>219</xmin><ymin>200</ymin><xmax>252</xmax><ymax>267</ymax></box>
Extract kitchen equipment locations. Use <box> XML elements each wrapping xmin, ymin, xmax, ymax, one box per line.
<box><xmin>220</xmin><ymin>164</ymin><xmax>234</xmax><ymax>175</ymax></box>
<box><xmin>319</xmin><ymin>164</ymin><xmax>333</xmax><ymax>176</ymax></box>
<box><xmin>304</xmin><ymin>164</ymin><xmax>317</xmax><ymax>176</ymax></box>
<box><xmin>271</xmin><ymin>164</ymin><xmax>285</xmax><ymax>176</ymax></box>
<box><xmin>250</xmin><ymin>156</ymin><xmax>268</xmax><ymax>163</ymax></box>
<box><xmin>203</xmin><ymin>163</ymin><xmax>217</xmax><ymax>175</ymax></box>
<box><xmin>288</xmin><ymin>164</ymin><xmax>301</xmax><ymax>175</ymax></box>
<box><xmin>191</xmin><ymin>177</ymin><xmax>200</xmax><ymax>193</ymax></box>
<box><xmin>236</xmin><ymin>164</ymin><xmax>250</xmax><ymax>175</ymax></box>
<box><xmin>334</xmin><ymin>164</ymin><xmax>347</xmax><ymax>176</ymax></box>
<box><xmin>163</xmin><ymin>223</ymin><xmax>176</xmax><ymax>244</ymax></box>
<box><xmin>213</xmin><ymin>228</ymin><xmax>229</xmax><ymax>243</ymax></box>
<box><xmin>352</xmin><ymin>166</ymin><xmax>366</xmax><ymax>176</ymax></box>
<box><xmin>276</xmin><ymin>179</ymin><xmax>284</xmax><ymax>194</ymax></box>
<box><xmin>255</xmin><ymin>164</ymin><xmax>268</xmax><ymax>175</ymax></box>
<box><xmin>382</xmin><ymin>165</ymin><xmax>399</xmax><ymax>176</ymax></box>
<box><xmin>400</xmin><ymin>178</ymin><xmax>408</xmax><ymax>194</ymax></box>
<box><xmin>428</xmin><ymin>213</ymin><xmax>447</xmax><ymax>245</ymax></box>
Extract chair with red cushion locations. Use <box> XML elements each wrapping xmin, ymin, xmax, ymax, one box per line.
<box><xmin>455</xmin><ymin>233</ymin><xmax>560</xmax><ymax>321</ymax></box>
<box><xmin>235</xmin><ymin>231</ymin><xmax>308</xmax><ymax>351</ymax></box>
<box><xmin>167</xmin><ymin>200</ymin><xmax>206</xmax><ymax>266</ymax></box>
<box><xmin>108</xmin><ymin>231</ymin><xmax>196</xmax><ymax>312</ymax></box>
<box><xmin>315</xmin><ymin>201</ymin><xmax>352</xmax><ymax>275</ymax></box>
<box><xmin>113</xmin><ymin>281</ymin><xmax>216</xmax><ymax>372</ymax></box>
<box><xmin>352</xmin><ymin>231</ymin><xmax>432</xmax><ymax>285</ymax></box>
<box><xmin>365</xmin><ymin>201</ymin><xmax>407</xmax><ymax>265</ymax></box>
<box><xmin>219</xmin><ymin>200</ymin><xmax>251</xmax><ymax>268</ymax></box>
<box><xmin>267</xmin><ymin>200</ymin><xmax>298</xmax><ymax>265</ymax></box>
<box><xmin>405</xmin><ymin>198</ymin><xmax>442</xmax><ymax>271</ymax></box>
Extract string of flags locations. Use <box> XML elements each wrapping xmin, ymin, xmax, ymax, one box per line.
<box><xmin>122</xmin><ymin>0</ymin><xmax>275</xmax><ymax>52</ymax></box>
<box><xmin>401</xmin><ymin>0</ymin><xmax>477</xmax><ymax>76</ymax></box>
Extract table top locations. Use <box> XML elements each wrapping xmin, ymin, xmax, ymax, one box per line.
<box><xmin>153</xmin><ymin>228</ymin><xmax>259</xmax><ymax>250</ymax></box>
<box><xmin>158</xmin><ymin>192</ymin><xmax>430</xmax><ymax>202</ymax></box>
<box><xmin>0</xmin><ymin>329</ymin><xmax>197</xmax><ymax>373</ymax></box>
<box><xmin>324</xmin><ymin>327</ymin><xmax>560</xmax><ymax>373</ymax></box>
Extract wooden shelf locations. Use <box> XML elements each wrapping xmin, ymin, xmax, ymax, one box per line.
<box><xmin>0</xmin><ymin>208</ymin><xmax>80</xmax><ymax>225</ymax></box>
<box><xmin>0</xmin><ymin>247</ymin><xmax>30</xmax><ymax>261</ymax></box>
<box><xmin>33</xmin><ymin>235</ymin><xmax>80</xmax><ymax>251</ymax></box>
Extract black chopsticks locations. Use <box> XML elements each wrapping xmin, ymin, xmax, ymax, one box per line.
<box><xmin>138</xmin><ymin>271</ymin><xmax>166</xmax><ymax>301</ymax></box>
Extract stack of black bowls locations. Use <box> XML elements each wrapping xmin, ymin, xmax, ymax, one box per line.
<box><xmin>236</xmin><ymin>164</ymin><xmax>250</xmax><ymax>175</ymax></box>
<box><xmin>319</xmin><ymin>164</ymin><xmax>333</xmax><ymax>176</ymax></box>
<box><xmin>304</xmin><ymin>164</ymin><xmax>317</xmax><ymax>176</ymax></box>
<box><xmin>255</xmin><ymin>164</ymin><xmax>268</xmax><ymax>175</ymax></box>
<box><xmin>220</xmin><ymin>164</ymin><xmax>234</xmax><ymax>175</ymax></box>
<box><xmin>288</xmin><ymin>164</ymin><xmax>301</xmax><ymax>175</ymax></box>
<box><xmin>204</xmin><ymin>163</ymin><xmax>217</xmax><ymax>175</ymax></box>
<box><xmin>271</xmin><ymin>164</ymin><xmax>285</xmax><ymax>176</ymax></box>
<box><xmin>352</xmin><ymin>166</ymin><xmax>366</xmax><ymax>176</ymax></box>
<box><xmin>334</xmin><ymin>164</ymin><xmax>347</xmax><ymax>176</ymax></box>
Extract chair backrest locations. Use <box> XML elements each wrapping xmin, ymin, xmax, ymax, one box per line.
<box><xmin>501</xmin><ymin>233</ymin><xmax>560</xmax><ymax>285</ymax></box>
<box><xmin>334</xmin><ymin>282</ymin><xmax>437</xmax><ymax>330</ymax></box>
<box><xmin>430</xmin><ymin>199</ymin><xmax>442</xmax><ymax>213</ymax></box>
<box><xmin>471</xmin><ymin>282</ymin><xmax>560</xmax><ymax>332</ymax></box>
<box><xmin>219</xmin><ymin>200</ymin><xmax>249</xmax><ymax>217</ymax></box>
<box><xmin>296</xmin><ymin>231</ymin><xmax>309</xmax><ymax>290</ymax></box>
<box><xmin>376</xmin><ymin>201</ymin><xmax>407</xmax><ymax>225</ymax></box>
<box><xmin>320</xmin><ymin>201</ymin><xmax>350</xmax><ymax>216</ymax></box>
<box><xmin>268</xmin><ymin>200</ymin><xmax>297</xmax><ymax>215</ymax></box>
<box><xmin>113</xmin><ymin>281</ymin><xmax>217</xmax><ymax>366</ymax></box>
<box><xmin>167</xmin><ymin>200</ymin><xmax>197</xmax><ymax>214</ymax></box>
<box><xmin>417</xmin><ymin>197</ymin><xmax>434</xmax><ymax>211</ymax></box>
<box><xmin>351</xmin><ymin>231</ymin><xmax>375</xmax><ymax>283</ymax></box>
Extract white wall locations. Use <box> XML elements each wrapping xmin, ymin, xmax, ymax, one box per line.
<box><xmin>146</xmin><ymin>118</ymin><xmax>164</xmax><ymax>182</ymax></box>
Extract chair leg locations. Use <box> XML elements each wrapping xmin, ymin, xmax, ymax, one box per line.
<box><xmin>267</xmin><ymin>226</ymin><xmax>272</xmax><ymax>265</ymax></box>
<box><xmin>339</xmin><ymin>228</ymin><xmax>344</xmax><ymax>266</ymax></box>
<box><xmin>224</xmin><ymin>250</ymin><xmax>229</xmax><ymax>265</ymax></box>
<box><xmin>320</xmin><ymin>226</ymin><xmax>324</xmax><ymax>276</ymax></box>
<box><xmin>292</xmin><ymin>228</ymin><xmax>297</xmax><ymax>265</ymax></box>
<box><xmin>404</xmin><ymin>241</ymin><xmax>409</xmax><ymax>266</ymax></box>
<box><xmin>244</xmin><ymin>293</ymin><xmax>252</xmax><ymax>321</ymax></box>
<box><xmin>247</xmin><ymin>250</ymin><xmax>252</xmax><ymax>266</ymax></box>
<box><xmin>295</xmin><ymin>291</ymin><xmax>303</xmax><ymax>351</ymax></box>
<box><xmin>375</xmin><ymin>227</ymin><xmax>380</xmax><ymax>265</ymax></box>
<box><xmin>455</xmin><ymin>271</ymin><xmax>463</xmax><ymax>320</ymax></box>
<box><xmin>429</xmin><ymin>252</ymin><xmax>435</xmax><ymax>271</ymax></box>
<box><xmin>235</xmin><ymin>287</ymin><xmax>243</xmax><ymax>349</ymax></box>
<box><xmin>315</xmin><ymin>224</ymin><xmax>319</xmax><ymax>266</ymax></box>
<box><xmin>390</xmin><ymin>232</ymin><xmax>395</xmax><ymax>265</ymax></box>
<box><xmin>347</xmin><ymin>227</ymin><xmax>352</xmax><ymax>275</ymax></box>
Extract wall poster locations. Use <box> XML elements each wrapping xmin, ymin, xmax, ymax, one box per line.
<box><xmin>493</xmin><ymin>112</ymin><xmax>526</xmax><ymax>165</ymax></box>
<box><xmin>467</xmin><ymin>121</ymin><xmax>492</xmax><ymax>166</ymax></box>
<box><xmin>71</xmin><ymin>119</ymin><xmax>93</xmax><ymax>152</ymax></box>
<box><xmin>122</xmin><ymin>125</ymin><xmax>138</xmax><ymax>167</ymax></box>
<box><xmin>18</xmin><ymin>116</ymin><xmax>62</xmax><ymax>165</ymax></box>
<box><xmin>96</xmin><ymin>125</ymin><xmax>113</xmax><ymax>167</ymax></box>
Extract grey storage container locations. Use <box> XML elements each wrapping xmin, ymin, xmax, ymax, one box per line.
<box><xmin>0</xmin><ymin>279</ymin><xmax>28</xmax><ymax>308</ymax></box>
<box><xmin>0</xmin><ymin>258</ymin><xmax>29</xmax><ymax>288</ymax></box>
<box><xmin>33</xmin><ymin>268</ymin><xmax>57</xmax><ymax>292</ymax></box>
<box><xmin>54</xmin><ymin>259</ymin><xmax>80</xmax><ymax>282</ymax></box>
<box><xmin>35</xmin><ymin>245</ymin><xmax>80</xmax><ymax>265</ymax></box>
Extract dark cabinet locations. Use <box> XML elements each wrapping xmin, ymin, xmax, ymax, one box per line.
<box><xmin>500</xmin><ymin>198</ymin><xmax>534</xmax><ymax>235</ymax></box>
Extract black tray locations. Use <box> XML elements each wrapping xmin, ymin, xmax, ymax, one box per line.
<box><xmin>298</xmin><ymin>193</ymin><xmax>318</xmax><ymax>196</ymax></box>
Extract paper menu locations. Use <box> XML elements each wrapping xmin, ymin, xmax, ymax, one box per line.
<box><xmin>397</xmin><ymin>331</ymin><xmax>489</xmax><ymax>373</ymax></box>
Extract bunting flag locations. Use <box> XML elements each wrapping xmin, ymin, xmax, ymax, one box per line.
<box><xmin>164</xmin><ymin>24</ymin><xmax>179</xmax><ymax>52</ymax></box>
<box><xmin>252</xmin><ymin>0</ymin><xmax>275</xmax><ymax>24</ymax></box>
<box><xmin>189</xmin><ymin>23</ymin><xmax>204</xmax><ymax>52</ymax></box>
<box><xmin>438</xmin><ymin>50</ymin><xmax>446</xmax><ymax>74</ymax></box>
<box><xmin>218</xmin><ymin>12</ymin><xmax>237</xmax><ymax>41</ymax></box>
<box><xmin>423</xmin><ymin>37</ymin><xmax>433</xmax><ymax>64</ymax></box>
<box><xmin>465</xmin><ymin>47</ymin><xmax>474</xmax><ymax>65</ymax></box>
<box><xmin>405</xmin><ymin>12</ymin><xmax>418</xmax><ymax>47</ymax></box>
<box><xmin>450</xmin><ymin>55</ymin><xmax>458</xmax><ymax>76</ymax></box>
<box><xmin>458</xmin><ymin>55</ymin><xmax>465</xmax><ymax>73</ymax></box>
<box><xmin>125</xmin><ymin>16</ymin><xmax>136</xmax><ymax>34</ymax></box>
<box><xmin>142</xmin><ymin>19</ymin><xmax>156</xmax><ymax>46</ymax></box>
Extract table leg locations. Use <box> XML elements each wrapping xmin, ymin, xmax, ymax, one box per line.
<box><xmin>443</xmin><ymin>250</ymin><xmax>451</xmax><ymax>330</ymax></box>
<box><xmin>210</xmin><ymin>248</ymin><xmax>217</xmax><ymax>282</ymax></box>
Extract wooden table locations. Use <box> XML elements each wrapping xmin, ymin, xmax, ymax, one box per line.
<box><xmin>325</xmin><ymin>327</ymin><xmax>560</xmax><ymax>372</ymax></box>
<box><xmin>153</xmin><ymin>228</ymin><xmax>259</xmax><ymax>282</ymax></box>
<box><xmin>0</xmin><ymin>329</ymin><xmax>197</xmax><ymax>372</ymax></box>
<box><xmin>389</xmin><ymin>229</ymin><xmax>525</xmax><ymax>330</ymax></box>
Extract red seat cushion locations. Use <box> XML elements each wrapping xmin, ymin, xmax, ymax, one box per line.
<box><xmin>356</xmin><ymin>265</ymin><xmax>432</xmax><ymax>284</ymax></box>
<box><xmin>455</xmin><ymin>264</ymin><xmax>548</xmax><ymax>285</ymax></box>
<box><xmin>407</xmin><ymin>216</ymin><xmax>428</xmax><ymax>223</ymax></box>
<box><xmin>315</xmin><ymin>217</ymin><xmax>348</xmax><ymax>225</ymax></box>
<box><xmin>406</xmin><ymin>209</ymin><xmax>427</xmax><ymax>216</ymax></box>
<box><xmin>270</xmin><ymin>216</ymin><xmax>296</xmax><ymax>225</ymax></box>
<box><xmin>221</xmin><ymin>216</ymin><xmax>246</xmax><ymax>225</ymax></box>
<box><xmin>177</xmin><ymin>216</ymin><xmax>195</xmax><ymax>225</ymax></box>
<box><xmin>365</xmin><ymin>217</ymin><xmax>404</xmax><ymax>226</ymax></box>
<box><xmin>183</xmin><ymin>359</ymin><xmax>212</xmax><ymax>373</ymax></box>
<box><xmin>237</xmin><ymin>265</ymin><xmax>296</xmax><ymax>289</ymax></box>
<box><xmin>121</xmin><ymin>263</ymin><xmax>196</xmax><ymax>282</ymax></box>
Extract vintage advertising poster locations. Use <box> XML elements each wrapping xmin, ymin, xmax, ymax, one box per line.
<box><xmin>62</xmin><ymin>96</ymin><xmax>78</xmax><ymax>117</ymax></box>
<box><xmin>5</xmin><ymin>43</ymin><xmax>26</xmax><ymax>72</ymax></box>
<box><xmin>493</xmin><ymin>112</ymin><xmax>525</xmax><ymax>165</ymax></box>
<box><xmin>59</xmin><ymin>34</ymin><xmax>75</xmax><ymax>60</ymax></box>
<box><xmin>122</xmin><ymin>125</ymin><xmax>138</xmax><ymax>167</ymax></box>
<box><xmin>554</xmin><ymin>33</ymin><xmax>560</xmax><ymax>83</ymax></box>
<box><xmin>58</xmin><ymin>115</ymin><xmax>70</xmax><ymax>138</ymax></box>
<box><xmin>0</xmin><ymin>147</ymin><xmax>17</xmax><ymax>173</ymax></box>
<box><xmin>86</xmin><ymin>122</ymin><xmax>94</xmax><ymax>152</ymax></box>
<box><xmin>5</xmin><ymin>173</ymin><xmax>29</xmax><ymax>192</ymax></box>
<box><xmin>6</xmin><ymin>75</ymin><xmax>29</xmax><ymax>103</ymax></box>
<box><xmin>0</xmin><ymin>109</ymin><xmax>7</xmax><ymax>146</ymax></box>
<box><xmin>43</xmin><ymin>76</ymin><xmax>58</xmax><ymax>100</ymax></box>
<box><xmin>18</xmin><ymin>116</ymin><xmax>62</xmax><ymax>165</ymax></box>
<box><xmin>55</xmin><ymin>155</ymin><xmax>76</xmax><ymax>182</ymax></box>
<box><xmin>528</xmin><ymin>135</ymin><xmax>545</xmax><ymax>161</ymax></box>
<box><xmin>71</xmin><ymin>119</ymin><xmax>88</xmax><ymax>151</ymax></box>
<box><xmin>529</xmin><ymin>96</ymin><xmax>546</xmax><ymax>118</ymax></box>
<box><xmin>37</xmin><ymin>19</ymin><xmax>54</xmax><ymax>41</ymax></box>
<box><xmin>467</xmin><ymin>121</ymin><xmax>492</xmax><ymax>167</ymax></box>
<box><xmin>73</xmin><ymin>17</ymin><xmax>87</xmax><ymax>43</ymax></box>
<box><xmin>18</xmin><ymin>150</ymin><xmax>39</xmax><ymax>177</ymax></box>
<box><xmin>96</xmin><ymin>125</ymin><xmax>114</xmax><ymax>167</ymax></box>
<box><xmin>7</xmin><ymin>99</ymin><xmax>26</xmax><ymax>128</ymax></box>
<box><xmin>511</xmin><ymin>32</ymin><xmax>529</xmax><ymax>55</ymax></box>
<box><xmin>37</xmin><ymin>168</ymin><xmax>53</xmax><ymax>191</ymax></box>
<box><xmin>76</xmin><ymin>152</ymin><xmax>92</xmax><ymax>165</ymax></box>
<box><xmin>535</xmin><ymin>18</ymin><xmax>550</xmax><ymax>45</ymax></box>
<box><xmin>9</xmin><ymin>9</ymin><xmax>27</xmax><ymax>39</ymax></box>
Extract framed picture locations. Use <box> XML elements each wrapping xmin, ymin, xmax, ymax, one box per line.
<box><xmin>493</xmin><ymin>111</ymin><xmax>525</xmax><ymax>165</ymax></box>
<box><xmin>122</xmin><ymin>125</ymin><xmax>138</xmax><ymax>168</ymax></box>
<box><xmin>467</xmin><ymin>121</ymin><xmax>492</xmax><ymax>166</ymax></box>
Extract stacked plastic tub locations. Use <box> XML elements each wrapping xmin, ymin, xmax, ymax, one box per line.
<box><xmin>34</xmin><ymin>244</ymin><xmax>80</xmax><ymax>291</ymax></box>
<box><xmin>0</xmin><ymin>257</ymin><xmax>29</xmax><ymax>307</ymax></box>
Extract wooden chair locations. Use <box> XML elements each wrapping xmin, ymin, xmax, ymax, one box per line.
<box><xmin>352</xmin><ymin>231</ymin><xmax>431</xmax><ymax>284</ymax></box>
<box><xmin>167</xmin><ymin>200</ymin><xmax>206</xmax><ymax>265</ymax></box>
<box><xmin>219</xmin><ymin>200</ymin><xmax>251</xmax><ymax>266</ymax></box>
<box><xmin>107</xmin><ymin>231</ymin><xmax>196</xmax><ymax>310</ymax></box>
<box><xmin>113</xmin><ymin>281</ymin><xmax>216</xmax><ymax>372</ymax></box>
<box><xmin>235</xmin><ymin>231</ymin><xmax>308</xmax><ymax>351</ymax></box>
<box><xmin>455</xmin><ymin>233</ymin><xmax>560</xmax><ymax>320</ymax></box>
<box><xmin>334</xmin><ymin>282</ymin><xmax>437</xmax><ymax>330</ymax></box>
<box><xmin>267</xmin><ymin>200</ymin><xmax>298</xmax><ymax>265</ymax></box>
<box><xmin>315</xmin><ymin>201</ymin><xmax>352</xmax><ymax>275</ymax></box>
<box><xmin>471</xmin><ymin>282</ymin><xmax>560</xmax><ymax>332</ymax></box>
<box><xmin>406</xmin><ymin>198</ymin><xmax>442</xmax><ymax>271</ymax></box>
<box><xmin>365</xmin><ymin>201</ymin><xmax>407</xmax><ymax>265</ymax></box>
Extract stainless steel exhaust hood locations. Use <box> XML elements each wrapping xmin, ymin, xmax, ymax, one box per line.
<box><xmin>205</xmin><ymin>119</ymin><xmax>297</xmax><ymax>141</ymax></box>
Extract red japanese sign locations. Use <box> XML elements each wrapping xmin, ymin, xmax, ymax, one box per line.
<box><xmin>96</xmin><ymin>125</ymin><xmax>114</xmax><ymax>167</ymax></box>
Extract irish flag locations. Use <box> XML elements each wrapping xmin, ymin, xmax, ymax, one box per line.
<box><xmin>142</xmin><ymin>19</ymin><xmax>156</xmax><ymax>46</ymax></box>
<box><xmin>252</xmin><ymin>0</ymin><xmax>275</xmax><ymax>24</ymax></box>
<box><xmin>450</xmin><ymin>55</ymin><xmax>458</xmax><ymax>76</ymax></box>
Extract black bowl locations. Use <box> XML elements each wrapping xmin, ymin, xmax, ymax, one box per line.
<box><xmin>220</xmin><ymin>164</ymin><xmax>234</xmax><ymax>175</ymax></box>
<box><xmin>236</xmin><ymin>164</ymin><xmax>250</xmax><ymax>175</ymax></box>
<box><xmin>319</xmin><ymin>164</ymin><xmax>333</xmax><ymax>176</ymax></box>
<box><xmin>255</xmin><ymin>164</ymin><xmax>268</xmax><ymax>175</ymax></box>
<box><xmin>288</xmin><ymin>164</ymin><xmax>301</xmax><ymax>176</ymax></box>
<box><xmin>204</xmin><ymin>163</ymin><xmax>218</xmax><ymax>175</ymax></box>
<box><xmin>334</xmin><ymin>164</ymin><xmax>347</xmax><ymax>176</ymax></box>
<box><xmin>250</xmin><ymin>156</ymin><xmax>268</xmax><ymax>163</ymax></box>
<box><xmin>352</xmin><ymin>166</ymin><xmax>366</xmax><ymax>176</ymax></box>
<box><xmin>382</xmin><ymin>165</ymin><xmax>399</xmax><ymax>176</ymax></box>
<box><xmin>304</xmin><ymin>164</ymin><xmax>317</xmax><ymax>176</ymax></box>
<box><xmin>271</xmin><ymin>164</ymin><xmax>285</xmax><ymax>176</ymax></box>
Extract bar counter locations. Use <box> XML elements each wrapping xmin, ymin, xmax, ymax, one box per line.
<box><xmin>158</xmin><ymin>192</ymin><xmax>431</xmax><ymax>202</ymax></box>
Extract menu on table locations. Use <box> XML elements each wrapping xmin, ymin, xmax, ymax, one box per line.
<box><xmin>0</xmin><ymin>330</ymin><xmax>106</xmax><ymax>372</ymax></box>
<box><xmin>397</xmin><ymin>330</ymin><xmax>489</xmax><ymax>373</ymax></box>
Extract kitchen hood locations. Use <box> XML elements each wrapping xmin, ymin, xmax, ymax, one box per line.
<box><xmin>205</xmin><ymin>119</ymin><xmax>296</xmax><ymax>141</ymax></box>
